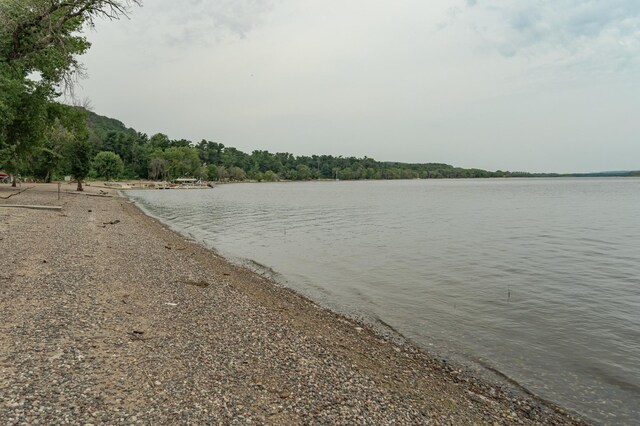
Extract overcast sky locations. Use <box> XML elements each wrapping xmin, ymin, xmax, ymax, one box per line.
<box><xmin>75</xmin><ymin>0</ymin><xmax>639</xmax><ymax>173</ymax></box>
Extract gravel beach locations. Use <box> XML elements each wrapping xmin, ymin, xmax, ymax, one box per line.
<box><xmin>0</xmin><ymin>183</ymin><xmax>587</xmax><ymax>425</ymax></box>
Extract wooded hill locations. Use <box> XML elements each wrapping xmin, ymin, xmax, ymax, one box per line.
<box><xmin>21</xmin><ymin>109</ymin><xmax>637</xmax><ymax>182</ymax></box>
<box><xmin>70</xmin><ymin>110</ymin><xmax>535</xmax><ymax>182</ymax></box>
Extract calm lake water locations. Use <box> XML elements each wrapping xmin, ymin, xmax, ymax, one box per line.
<box><xmin>127</xmin><ymin>178</ymin><xmax>640</xmax><ymax>424</ymax></box>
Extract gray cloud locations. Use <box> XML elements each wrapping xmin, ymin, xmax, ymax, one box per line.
<box><xmin>462</xmin><ymin>0</ymin><xmax>640</xmax><ymax>70</ymax></box>
<box><xmin>135</xmin><ymin>0</ymin><xmax>275</xmax><ymax>47</ymax></box>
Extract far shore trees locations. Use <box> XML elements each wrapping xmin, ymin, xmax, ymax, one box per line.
<box><xmin>149</xmin><ymin>157</ymin><xmax>167</xmax><ymax>181</ymax></box>
<box><xmin>11</xmin><ymin>105</ymin><xmax>549</xmax><ymax>183</ymax></box>
<box><xmin>228</xmin><ymin>166</ymin><xmax>247</xmax><ymax>181</ymax></box>
<box><xmin>263</xmin><ymin>170</ymin><xmax>279</xmax><ymax>182</ymax></box>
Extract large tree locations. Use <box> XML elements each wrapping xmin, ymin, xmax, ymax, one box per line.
<box><xmin>28</xmin><ymin>103</ymin><xmax>89</xmax><ymax>182</ymax></box>
<box><xmin>0</xmin><ymin>0</ymin><xmax>139</xmax><ymax>175</ymax></box>
<box><xmin>67</xmin><ymin>136</ymin><xmax>91</xmax><ymax>191</ymax></box>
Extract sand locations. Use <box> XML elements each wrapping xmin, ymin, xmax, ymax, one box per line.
<box><xmin>0</xmin><ymin>183</ymin><xmax>587</xmax><ymax>425</ymax></box>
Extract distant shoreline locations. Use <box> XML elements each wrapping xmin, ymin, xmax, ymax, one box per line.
<box><xmin>83</xmin><ymin>174</ymin><xmax>640</xmax><ymax>192</ymax></box>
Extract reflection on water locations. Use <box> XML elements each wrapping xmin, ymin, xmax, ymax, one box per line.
<box><xmin>128</xmin><ymin>178</ymin><xmax>640</xmax><ymax>424</ymax></box>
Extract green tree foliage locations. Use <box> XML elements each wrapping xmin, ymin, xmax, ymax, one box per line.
<box><xmin>194</xmin><ymin>165</ymin><xmax>208</xmax><ymax>181</ymax></box>
<box><xmin>296</xmin><ymin>164</ymin><xmax>312</xmax><ymax>180</ymax></box>
<box><xmin>147</xmin><ymin>146</ymin><xmax>201</xmax><ymax>180</ymax></box>
<box><xmin>247</xmin><ymin>167</ymin><xmax>262</xmax><ymax>181</ymax></box>
<box><xmin>13</xmin><ymin>109</ymin><xmax>544</xmax><ymax>183</ymax></box>
<box><xmin>0</xmin><ymin>85</ymin><xmax>51</xmax><ymax>184</ymax></box>
<box><xmin>29</xmin><ymin>132</ymin><xmax>64</xmax><ymax>182</ymax></box>
<box><xmin>93</xmin><ymin>150</ymin><xmax>123</xmax><ymax>180</ymax></box>
<box><xmin>149</xmin><ymin>133</ymin><xmax>170</xmax><ymax>150</ymax></box>
<box><xmin>250</xmin><ymin>150</ymin><xmax>283</xmax><ymax>173</ymax></box>
<box><xmin>26</xmin><ymin>103</ymin><xmax>88</xmax><ymax>182</ymax></box>
<box><xmin>221</xmin><ymin>147</ymin><xmax>251</xmax><ymax>170</ymax></box>
<box><xmin>67</xmin><ymin>137</ymin><xmax>91</xmax><ymax>191</ymax></box>
<box><xmin>84</xmin><ymin>111</ymin><xmax>151</xmax><ymax>178</ymax></box>
<box><xmin>228</xmin><ymin>166</ymin><xmax>246</xmax><ymax>181</ymax></box>
<box><xmin>0</xmin><ymin>0</ymin><xmax>139</xmax><ymax>178</ymax></box>
<box><xmin>149</xmin><ymin>157</ymin><xmax>167</xmax><ymax>181</ymax></box>
<box><xmin>51</xmin><ymin>106</ymin><xmax>92</xmax><ymax>191</ymax></box>
<box><xmin>162</xmin><ymin>146</ymin><xmax>201</xmax><ymax>179</ymax></box>
<box><xmin>216</xmin><ymin>165</ymin><xmax>229</xmax><ymax>181</ymax></box>
<box><xmin>64</xmin><ymin>112</ymin><xmax>534</xmax><ymax>182</ymax></box>
<box><xmin>197</xmin><ymin>140</ymin><xmax>224</xmax><ymax>165</ymax></box>
<box><xmin>20</xmin><ymin>103</ymin><xmax>89</xmax><ymax>182</ymax></box>
<box><xmin>206</xmin><ymin>164</ymin><xmax>218</xmax><ymax>181</ymax></box>
<box><xmin>263</xmin><ymin>170</ymin><xmax>278</xmax><ymax>182</ymax></box>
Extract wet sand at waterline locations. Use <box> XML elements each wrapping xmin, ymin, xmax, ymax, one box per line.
<box><xmin>0</xmin><ymin>183</ymin><xmax>584</xmax><ymax>424</ymax></box>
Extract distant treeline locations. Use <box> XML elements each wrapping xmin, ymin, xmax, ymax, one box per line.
<box><xmin>81</xmin><ymin>111</ymin><xmax>529</xmax><ymax>182</ymax></box>
<box><xmin>21</xmin><ymin>109</ymin><xmax>639</xmax><ymax>182</ymax></box>
<box><xmin>558</xmin><ymin>171</ymin><xmax>640</xmax><ymax>177</ymax></box>
<box><xmin>86</xmin><ymin>111</ymin><xmax>539</xmax><ymax>181</ymax></box>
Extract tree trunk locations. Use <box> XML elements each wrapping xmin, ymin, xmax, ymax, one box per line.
<box><xmin>11</xmin><ymin>176</ymin><xmax>16</xmax><ymax>187</ymax></box>
<box><xmin>77</xmin><ymin>180</ymin><xmax>83</xmax><ymax>191</ymax></box>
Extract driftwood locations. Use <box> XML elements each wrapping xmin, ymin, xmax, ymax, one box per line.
<box><xmin>0</xmin><ymin>187</ymin><xmax>33</xmax><ymax>199</ymax></box>
<box><xmin>0</xmin><ymin>205</ymin><xmax>62</xmax><ymax>211</ymax></box>
<box><xmin>65</xmin><ymin>191</ymin><xmax>114</xmax><ymax>198</ymax></box>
